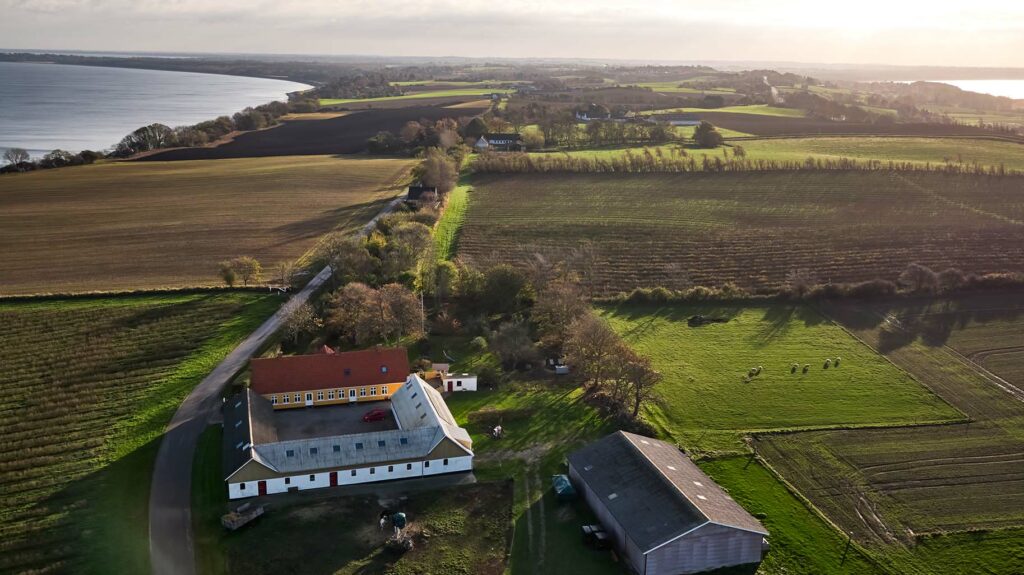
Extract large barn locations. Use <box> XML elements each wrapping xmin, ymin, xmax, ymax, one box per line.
<box><xmin>568</xmin><ymin>431</ymin><xmax>768</xmax><ymax>575</ymax></box>
<box><xmin>224</xmin><ymin>373</ymin><xmax>473</xmax><ymax>499</ymax></box>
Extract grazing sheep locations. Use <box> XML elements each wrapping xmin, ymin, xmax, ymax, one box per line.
<box><xmin>824</xmin><ymin>358</ymin><xmax>832</xmax><ymax>369</ymax></box>
<box><xmin>835</xmin><ymin>357</ymin><xmax>841</xmax><ymax>367</ymax></box>
<box><xmin>756</xmin><ymin>365</ymin><xmax>763</xmax><ymax>374</ymax></box>
<box><xmin>748</xmin><ymin>368</ymin><xmax>758</xmax><ymax>377</ymax></box>
<box><xmin>791</xmin><ymin>363</ymin><xmax>798</xmax><ymax>374</ymax></box>
<box><xmin>803</xmin><ymin>364</ymin><xmax>810</xmax><ymax>374</ymax></box>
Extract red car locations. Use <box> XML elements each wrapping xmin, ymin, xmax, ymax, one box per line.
<box><xmin>362</xmin><ymin>408</ymin><xmax>388</xmax><ymax>422</ymax></box>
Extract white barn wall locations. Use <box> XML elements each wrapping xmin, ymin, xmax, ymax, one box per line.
<box><xmin>228</xmin><ymin>455</ymin><xmax>473</xmax><ymax>499</ymax></box>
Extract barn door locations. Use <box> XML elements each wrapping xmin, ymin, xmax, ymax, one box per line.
<box><xmin>447</xmin><ymin>381</ymin><xmax>453</xmax><ymax>392</ymax></box>
<box><xmin>329</xmin><ymin>472</ymin><xmax>338</xmax><ymax>487</ymax></box>
<box><xmin>258</xmin><ymin>481</ymin><xmax>267</xmax><ymax>496</ymax></box>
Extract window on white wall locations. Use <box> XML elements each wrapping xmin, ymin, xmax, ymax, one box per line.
<box><xmin>240</xmin><ymin>483</ymin><xmax>246</xmax><ymax>490</ymax></box>
<box><xmin>406</xmin><ymin>463</ymin><xmax>412</xmax><ymax>470</ymax></box>
<box><xmin>285</xmin><ymin>477</ymin><xmax>291</xmax><ymax>485</ymax></box>
<box><xmin>309</xmin><ymin>474</ymin><xmax>315</xmax><ymax>481</ymax></box>
<box><xmin>444</xmin><ymin>458</ymin><xmax>449</xmax><ymax>466</ymax></box>
<box><xmin>388</xmin><ymin>465</ymin><xmax>394</xmax><ymax>472</ymax></box>
<box><xmin>351</xmin><ymin>469</ymin><xmax>357</xmax><ymax>476</ymax></box>
<box><xmin>370</xmin><ymin>468</ymin><xmax>376</xmax><ymax>475</ymax></box>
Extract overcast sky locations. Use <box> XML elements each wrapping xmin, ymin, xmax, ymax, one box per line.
<box><xmin>2</xmin><ymin>0</ymin><xmax>1023</xmax><ymax>67</ymax></box>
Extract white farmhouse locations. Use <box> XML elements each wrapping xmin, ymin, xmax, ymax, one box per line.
<box><xmin>440</xmin><ymin>372</ymin><xmax>477</xmax><ymax>392</ymax></box>
<box><xmin>223</xmin><ymin>374</ymin><xmax>473</xmax><ymax>499</ymax></box>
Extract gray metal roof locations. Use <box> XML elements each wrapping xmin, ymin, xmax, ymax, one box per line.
<box><xmin>568</xmin><ymin>431</ymin><xmax>767</xmax><ymax>553</ymax></box>
<box><xmin>391</xmin><ymin>374</ymin><xmax>472</xmax><ymax>450</ymax></box>
<box><xmin>254</xmin><ymin>426</ymin><xmax>446</xmax><ymax>473</ymax></box>
<box><xmin>222</xmin><ymin>389</ymin><xmax>277</xmax><ymax>479</ymax></box>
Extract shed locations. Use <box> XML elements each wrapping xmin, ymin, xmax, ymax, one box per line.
<box><xmin>407</xmin><ymin>184</ymin><xmax>437</xmax><ymax>201</ymax></box>
<box><xmin>568</xmin><ymin>431</ymin><xmax>768</xmax><ymax>575</ymax></box>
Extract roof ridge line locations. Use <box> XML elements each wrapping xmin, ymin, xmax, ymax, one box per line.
<box><xmin>619</xmin><ymin>432</ymin><xmax>710</xmax><ymax>524</ymax></box>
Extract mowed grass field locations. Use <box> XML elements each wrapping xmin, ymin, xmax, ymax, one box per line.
<box><xmin>319</xmin><ymin>87</ymin><xmax>511</xmax><ymax>106</ymax></box>
<box><xmin>599</xmin><ymin>304</ymin><xmax>958</xmax><ymax>453</ymax></box>
<box><xmin>0</xmin><ymin>293</ymin><xmax>279</xmax><ymax>574</ymax></box>
<box><xmin>757</xmin><ymin>294</ymin><xmax>1024</xmax><ymax>573</ymax></box>
<box><xmin>642</xmin><ymin>105</ymin><xmax>807</xmax><ymax>117</ymax></box>
<box><xmin>457</xmin><ymin>172</ymin><xmax>1024</xmax><ymax>295</ymax></box>
<box><xmin>0</xmin><ymin>156</ymin><xmax>414</xmax><ymax>295</ymax></box>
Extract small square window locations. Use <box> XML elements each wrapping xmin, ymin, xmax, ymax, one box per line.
<box><xmin>351</xmin><ymin>469</ymin><xmax>357</xmax><ymax>476</ymax></box>
<box><xmin>378</xmin><ymin>440</ymin><xmax>386</xmax><ymax>447</ymax></box>
<box><xmin>286</xmin><ymin>449</ymin><xmax>295</xmax><ymax>457</ymax></box>
<box><xmin>309</xmin><ymin>474</ymin><xmax>315</xmax><ymax>481</ymax></box>
<box><xmin>406</xmin><ymin>463</ymin><xmax>412</xmax><ymax>470</ymax></box>
<box><xmin>310</xmin><ymin>447</ymin><xmax>318</xmax><ymax>455</ymax></box>
<box><xmin>355</xmin><ymin>442</ymin><xmax>363</xmax><ymax>450</ymax></box>
<box><xmin>333</xmin><ymin>445</ymin><xmax>341</xmax><ymax>453</ymax></box>
<box><xmin>457</xmin><ymin>381</ymin><xmax>462</xmax><ymax>387</ymax></box>
<box><xmin>424</xmin><ymin>461</ymin><xmax>430</xmax><ymax>467</ymax></box>
<box><xmin>388</xmin><ymin>465</ymin><xmax>394</xmax><ymax>472</ymax></box>
<box><xmin>400</xmin><ymin>437</ymin><xmax>408</xmax><ymax>445</ymax></box>
<box><xmin>285</xmin><ymin>477</ymin><xmax>291</xmax><ymax>485</ymax></box>
<box><xmin>443</xmin><ymin>458</ymin><xmax>449</xmax><ymax>466</ymax></box>
<box><xmin>370</xmin><ymin>467</ymin><xmax>376</xmax><ymax>475</ymax></box>
<box><xmin>240</xmin><ymin>483</ymin><xmax>246</xmax><ymax>490</ymax></box>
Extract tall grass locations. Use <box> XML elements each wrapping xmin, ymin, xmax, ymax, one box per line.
<box><xmin>433</xmin><ymin>182</ymin><xmax>471</xmax><ymax>261</ymax></box>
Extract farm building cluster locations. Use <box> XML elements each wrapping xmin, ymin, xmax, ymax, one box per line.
<box><xmin>224</xmin><ymin>347</ymin><xmax>475</xmax><ymax>499</ymax></box>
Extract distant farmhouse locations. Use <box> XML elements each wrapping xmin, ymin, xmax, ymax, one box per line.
<box><xmin>224</xmin><ymin>348</ymin><xmax>473</xmax><ymax>499</ymax></box>
<box><xmin>474</xmin><ymin>133</ymin><xmax>523</xmax><ymax>152</ymax></box>
<box><xmin>569</xmin><ymin>432</ymin><xmax>768</xmax><ymax>575</ymax></box>
<box><xmin>650</xmin><ymin>112</ymin><xmax>701</xmax><ymax>126</ymax></box>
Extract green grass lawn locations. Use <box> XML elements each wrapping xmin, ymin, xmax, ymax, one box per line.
<box><xmin>433</xmin><ymin>181</ymin><xmax>471</xmax><ymax>262</ymax></box>
<box><xmin>641</xmin><ymin>105</ymin><xmax>807</xmax><ymax>118</ymax></box>
<box><xmin>701</xmin><ymin>457</ymin><xmax>884</xmax><ymax>575</ymax></box>
<box><xmin>631</xmin><ymin>81</ymin><xmax>737</xmax><ymax>95</ymax></box>
<box><xmin>193</xmin><ymin>425</ymin><xmax>228</xmax><ymax>575</ymax></box>
<box><xmin>599</xmin><ymin>304</ymin><xmax>960</xmax><ymax>453</ymax></box>
<box><xmin>0</xmin><ymin>293</ymin><xmax>279</xmax><ymax>574</ymax></box>
<box><xmin>734</xmin><ymin>137</ymin><xmax>1024</xmax><ymax>171</ymax></box>
<box><xmin>320</xmin><ymin>88</ymin><xmax>512</xmax><ymax>106</ymax></box>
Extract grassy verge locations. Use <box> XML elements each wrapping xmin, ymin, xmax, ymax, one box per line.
<box><xmin>193</xmin><ymin>425</ymin><xmax>228</xmax><ymax>575</ymax></box>
<box><xmin>433</xmin><ymin>181</ymin><xmax>471</xmax><ymax>262</ymax></box>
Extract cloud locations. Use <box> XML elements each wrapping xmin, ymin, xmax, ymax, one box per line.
<box><xmin>2</xmin><ymin>0</ymin><xmax>1023</xmax><ymax>66</ymax></box>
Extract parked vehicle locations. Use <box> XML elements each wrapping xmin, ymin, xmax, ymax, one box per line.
<box><xmin>362</xmin><ymin>408</ymin><xmax>388</xmax><ymax>422</ymax></box>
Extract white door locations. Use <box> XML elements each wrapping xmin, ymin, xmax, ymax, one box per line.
<box><xmin>348</xmin><ymin>388</ymin><xmax>357</xmax><ymax>403</ymax></box>
<box><xmin>305</xmin><ymin>393</ymin><xmax>313</xmax><ymax>407</ymax></box>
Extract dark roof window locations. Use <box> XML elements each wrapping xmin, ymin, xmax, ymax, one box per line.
<box><xmin>286</xmin><ymin>449</ymin><xmax>295</xmax><ymax>457</ymax></box>
<box><xmin>355</xmin><ymin>442</ymin><xmax>364</xmax><ymax>450</ymax></box>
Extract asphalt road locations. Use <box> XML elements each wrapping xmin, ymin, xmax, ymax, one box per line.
<box><xmin>149</xmin><ymin>197</ymin><xmax>403</xmax><ymax>575</ymax></box>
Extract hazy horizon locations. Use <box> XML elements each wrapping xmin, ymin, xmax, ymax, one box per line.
<box><xmin>3</xmin><ymin>0</ymin><xmax>1023</xmax><ymax>68</ymax></box>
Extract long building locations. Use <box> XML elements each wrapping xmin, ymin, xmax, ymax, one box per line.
<box><xmin>249</xmin><ymin>346</ymin><xmax>410</xmax><ymax>409</ymax></box>
<box><xmin>224</xmin><ymin>373</ymin><xmax>473</xmax><ymax>499</ymax></box>
<box><xmin>568</xmin><ymin>431</ymin><xmax>768</xmax><ymax>575</ymax></box>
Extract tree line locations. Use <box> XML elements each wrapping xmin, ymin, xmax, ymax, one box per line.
<box><xmin>471</xmin><ymin>149</ymin><xmax>1022</xmax><ymax>177</ymax></box>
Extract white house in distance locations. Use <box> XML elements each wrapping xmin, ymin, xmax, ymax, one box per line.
<box><xmin>474</xmin><ymin>133</ymin><xmax>523</xmax><ymax>152</ymax></box>
<box><xmin>568</xmin><ymin>431</ymin><xmax>768</xmax><ymax>575</ymax></box>
<box><xmin>440</xmin><ymin>372</ymin><xmax>477</xmax><ymax>392</ymax></box>
<box><xmin>223</xmin><ymin>374</ymin><xmax>473</xmax><ymax>499</ymax></box>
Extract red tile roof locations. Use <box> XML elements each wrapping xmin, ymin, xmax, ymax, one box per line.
<box><xmin>250</xmin><ymin>347</ymin><xmax>410</xmax><ymax>395</ymax></box>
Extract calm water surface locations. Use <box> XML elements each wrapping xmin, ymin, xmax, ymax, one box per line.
<box><xmin>0</xmin><ymin>62</ymin><xmax>310</xmax><ymax>157</ymax></box>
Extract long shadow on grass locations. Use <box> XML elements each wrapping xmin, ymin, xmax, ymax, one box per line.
<box><xmin>268</xmin><ymin>197</ymin><xmax>396</xmax><ymax>245</ymax></box>
<box><xmin>15</xmin><ymin>436</ymin><xmax>163</xmax><ymax>574</ymax></box>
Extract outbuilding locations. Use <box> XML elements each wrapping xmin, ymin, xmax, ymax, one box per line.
<box><xmin>568</xmin><ymin>431</ymin><xmax>768</xmax><ymax>575</ymax></box>
<box><xmin>440</xmin><ymin>372</ymin><xmax>477</xmax><ymax>392</ymax></box>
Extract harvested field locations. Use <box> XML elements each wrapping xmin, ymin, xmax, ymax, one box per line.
<box><xmin>0</xmin><ymin>156</ymin><xmax>413</xmax><ymax>295</ymax></box>
<box><xmin>600</xmin><ymin>303</ymin><xmax>958</xmax><ymax>453</ymax></box>
<box><xmin>0</xmin><ymin>294</ymin><xmax>279</xmax><ymax>574</ymax></box>
<box><xmin>758</xmin><ymin>295</ymin><xmax>1024</xmax><ymax>568</ymax></box>
<box><xmin>143</xmin><ymin>105</ymin><xmax>486</xmax><ymax>160</ymax></box>
<box><xmin>319</xmin><ymin>87</ymin><xmax>511</xmax><ymax>107</ymax></box>
<box><xmin>458</xmin><ymin>172</ymin><xmax>1024</xmax><ymax>295</ymax></box>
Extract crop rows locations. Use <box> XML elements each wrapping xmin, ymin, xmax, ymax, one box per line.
<box><xmin>759</xmin><ymin>294</ymin><xmax>1024</xmax><ymax>545</ymax></box>
<box><xmin>0</xmin><ymin>294</ymin><xmax>272</xmax><ymax>573</ymax></box>
<box><xmin>458</xmin><ymin>172</ymin><xmax>1024</xmax><ymax>295</ymax></box>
